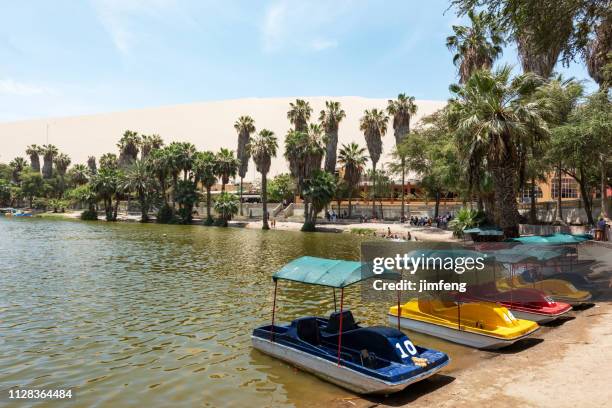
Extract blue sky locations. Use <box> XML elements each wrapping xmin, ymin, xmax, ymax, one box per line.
<box><xmin>0</xmin><ymin>0</ymin><xmax>596</xmax><ymax>122</ymax></box>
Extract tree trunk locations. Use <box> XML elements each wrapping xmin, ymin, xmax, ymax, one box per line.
<box><xmin>113</xmin><ymin>198</ymin><xmax>119</xmax><ymax>221</ymax></box>
<box><xmin>434</xmin><ymin>191</ymin><xmax>440</xmax><ymax>218</ymax></box>
<box><xmin>204</xmin><ymin>187</ymin><xmax>213</xmax><ymax>224</ymax></box>
<box><xmin>400</xmin><ymin>160</ymin><xmax>405</xmax><ymax>222</ymax></box>
<box><xmin>139</xmin><ymin>191</ymin><xmax>148</xmax><ymax>222</ymax></box>
<box><xmin>491</xmin><ymin>159</ymin><xmax>520</xmax><ymax>238</ymax></box>
<box><xmin>555</xmin><ymin>166</ymin><xmax>564</xmax><ymax>224</ymax></box>
<box><xmin>221</xmin><ymin>182</ymin><xmax>226</xmax><ymax>193</ymax></box>
<box><xmin>602</xmin><ymin>156</ymin><xmax>610</xmax><ymax>221</ymax></box>
<box><xmin>239</xmin><ymin>177</ymin><xmax>244</xmax><ymax>216</ymax></box>
<box><xmin>577</xmin><ymin>168</ymin><xmax>594</xmax><ymax>225</ymax></box>
<box><xmin>348</xmin><ymin>191</ymin><xmax>353</xmax><ymax>218</ymax></box>
<box><xmin>261</xmin><ymin>174</ymin><xmax>269</xmax><ymax>230</ymax></box>
<box><xmin>529</xmin><ymin>176</ymin><xmax>538</xmax><ymax>224</ymax></box>
<box><xmin>371</xmin><ymin>163</ymin><xmax>377</xmax><ymax>218</ymax></box>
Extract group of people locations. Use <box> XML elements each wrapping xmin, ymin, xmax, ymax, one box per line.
<box><xmin>408</xmin><ymin>213</ymin><xmax>453</xmax><ymax>229</ymax></box>
<box><xmin>324</xmin><ymin>209</ymin><xmax>349</xmax><ymax>222</ymax></box>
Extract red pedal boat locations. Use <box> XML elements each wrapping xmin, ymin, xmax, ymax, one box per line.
<box><xmin>462</xmin><ymin>282</ymin><xmax>572</xmax><ymax>324</ymax></box>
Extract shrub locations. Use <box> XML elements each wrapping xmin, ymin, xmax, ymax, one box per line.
<box><xmin>448</xmin><ymin>208</ymin><xmax>485</xmax><ymax>238</ymax></box>
<box><xmin>80</xmin><ymin>208</ymin><xmax>98</xmax><ymax>220</ymax></box>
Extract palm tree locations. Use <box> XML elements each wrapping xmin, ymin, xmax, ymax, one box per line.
<box><xmin>287</xmin><ymin>99</ymin><xmax>312</xmax><ymax>132</ymax></box>
<box><xmin>359</xmin><ymin>108</ymin><xmax>388</xmax><ymax>217</ymax></box>
<box><xmin>446</xmin><ymin>10</ymin><xmax>503</xmax><ymax>83</ymax></box>
<box><xmin>9</xmin><ymin>157</ymin><xmax>28</xmax><ymax>183</ymax></box>
<box><xmin>387</xmin><ymin>94</ymin><xmax>417</xmax><ymax>221</ymax></box>
<box><xmin>141</xmin><ymin>134</ymin><xmax>164</xmax><ymax>159</ymax></box>
<box><xmin>87</xmin><ymin>156</ymin><xmax>97</xmax><ymax>174</ymax></box>
<box><xmin>53</xmin><ymin>153</ymin><xmax>71</xmax><ymax>197</ymax></box>
<box><xmin>319</xmin><ymin>101</ymin><xmax>346</xmax><ymax>173</ymax></box>
<box><xmin>214</xmin><ymin>192</ymin><xmax>239</xmax><ymax>227</ymax></box>
<box><xmin>338</xmin><ymin>143</ymin><xmax>368</xmax><ymax>218</ymax></box>
<box><xmin>449</xmin><ymin>66</ymin><xmax>550</xmax><ymax>237</ymax></box>
<box><xmin>91</xmin><ymin>167</ymin><xmax>120</xmax><ymax>221</ymax></box>
<box><xmin>99</xmin><ymin>153</ymin><xmax>118</xmax><ymax>170</ymax></box>
<box><xmin>26</xmin><ymin>145</ymin><xmax>42</xmax><ymax>173</ymax></box>
<box><xmin>302</xmin><ymin>170</ymin><xmax>336</xmax><ymax>231</ymax></box>
<box><xmin>117</xmin><ymin>130</ymin><xmax>141</xmax><ymax>167</ymax></box>
<box><xmin>215</xmin><ymin>148</ymin><xmax>240</xmax><ymax>192</ymax></box>
<box><xmin>147</xmin><ymin>148</ymin><xmax>171</xmax><ymax>206</ymax></box>
<box><xmin>194</xmin><ymin>150</ymin><xmax>218</xmax><ymax>225</ymax></box>
<box><xmin>70</xmin><ymin>164</ymin><xmax>90</xmax><ymax>186</ymax></box>
<box><xmin>41</xmin><ymin>144</ymin><xmax>58</xmax><ymax>178</ymax></box>
<box><xmin>234</xmin><ymin>115</ymin><xmax>256</xmax><ymax>215</ymax></box>
<box><xmin>174</xmin><ymin>142</ymin><xmax>197</xmax><ymax>181</ymax></box>
<box><xmin>248</xmin><ymin>129</ymin><xmax>278</xmax><ymax>230</ymax></box>
<box><xmin>122</xmin><ymin>161</ymin><xmax>155</xmax><ymax>222</ymax></box>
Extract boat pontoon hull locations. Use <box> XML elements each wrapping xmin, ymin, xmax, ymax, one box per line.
<box><xmin>389</xmin><ymin>315</ymin><xmax>537</xmax><ymax>350</ymax></box>
<box><xmin>252</xmin><ymin>335</ymin><xmax>448</xmax><ymax>394</ymax></box>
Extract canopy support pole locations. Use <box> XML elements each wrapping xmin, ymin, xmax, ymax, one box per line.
<box><xmin>397</xmin><ymin>289</ymin><xmax>401</xmax><ymax>331</ymax></box>
<box><xmin>337</xmin><ymin>288</ymin><xmax>344</xmax><ymax>366</ymax></box>
<box><xmin>271</xmin><ymin>279</ymin><xmax>278</xmax><ymax>342</ymax></box>
<box><xmin>333</xmin><ymin>288</ymin><xmax>337</xmax><ymax>312</ymax></box>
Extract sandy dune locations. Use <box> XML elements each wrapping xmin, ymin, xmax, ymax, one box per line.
<box><xmin>0</xmin><ymin>96</ymin><xmax>445</xmax><ymax>180</ymax></box>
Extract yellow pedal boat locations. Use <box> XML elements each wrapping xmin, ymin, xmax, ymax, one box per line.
<box><xmin>389</xmin><ymin>298</ymin><xmax>539</xmax><ymax>350</ymax></box>
<box><xmin>497</xmin><ymin>276</ymin><xmax>592</xmax><ymax>305</ymax></box>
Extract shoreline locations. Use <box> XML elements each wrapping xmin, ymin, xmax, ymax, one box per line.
<box><xmin>335</xmin><ymin>301</ymin><xmax>612</xmax><ymax>408</ymax></box>
<box><xmin>37</xmin><ymin>211</ymin><xmax>457</xmax><ymax>242</ymax></box>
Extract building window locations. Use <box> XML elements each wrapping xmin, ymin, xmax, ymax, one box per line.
<box><xmin>551</xmin><ymin>177</ymin><xmax>579</xmax><ymax>198</ymax></box>
<box><xmin>521</xmin><ymin>185</ymin><xmax>543</xmax><ymax>202</ymax></box>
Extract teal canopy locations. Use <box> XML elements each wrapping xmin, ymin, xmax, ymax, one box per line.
<box><xmin>273</xmin><ymin>256</ymin><xmax>368</xmax><ymax>288</ymax></box>
<box><xmin>488</xmin><ymin>246</ymin><xmax>564</xmax><ymax>263</ymax></box>
<box><xmin>464</xmin><ymin>227</ymin><xmax>504</xmax><ymax>236</ymax></box>
<box><xmin>506</xmin><ymin>232</ymin><xmax>592</xmax><ymax>245</ymax></box>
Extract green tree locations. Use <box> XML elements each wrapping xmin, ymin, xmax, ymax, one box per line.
<box><xmin>537</xmin><ymin>77</ymin><xmax>584</xmax><ymax>224</ymax></box>
<box><xmin>122</xmin><ymin>161</ymin><xmax>156</xmax><ymax>222</ymax></box>
<box><xmin>387</xmin><ymin>94</ymin><xmax>417</xmax><ymax>220</ymax></box>
<box><xmin>91</xmin><ymin>167</ymin><xmax>121</xmax><ymax>221</ymax></box>
<box><xmin>20</xmin><ymin>169</ymin><xmax>46</xmax><ymax>208</ymax></box>
<box><xmin>360</xmin><ymin>108</ymin><xmax>388</xmax><ymax>217</ymax></box>
<box><xmin>41</xmin><ymin>144</ymin><xmax>58</xmax><ymax>179</ymax></box>
<box><xmin>248</xmin><ymin>129</ymin><xmax>278</xmax><ymax>230</ymax></box>
<box><xmin>26</xmin><ymin>145</ymin><xmax>42</xmax><ymax>173</ymax></box>
<box><xmin>215</xmin><ymin>148</ymin><xmax>240</xmax><ymax>193</ymax></box>
<box><xmin>449</xmin><ymin>66</ymin><xmax>549</xmax><ymax>237</ymax></box>
<box><xmin>53</xmin><ymin>153</ymin><xmax>71</xmax><ymax>197</ymax></box>
<box><xmin>0</xmin><ymin>179</ymin><xmax>11</xmax><ymax>206</ymax></box>
<box><xmin>69</xmin><ymin>164</ymin><xmax>90</xmax><ymax>186</ymax></box>
<box><xmin>214</xmin><ymin>192</ymin><xmax>239</xmax><ymax>227</ymax></box>
<box><xmin>446</xmin><ymin>9</ymin><xmax>504</xmax><ymax>83</ymax></box>
<box><xmin>194</xmin><ymin>151</ymin><xmax>218</xmax><ymax>225</ymax></box>
<box><xmin>9</xmin><ymin>157</ymin><xmax>28</xmax><ymax>183</ymax></box>
<box><xmin>117</xmin><ymin>130</ymin><xmax>141</xmax><ymax>168</ymax></box>
<box><xmin>99</xmin><ymin>153</ymin><xmax>118</xmax><ymax>170</ymax></box>
<box><xmin>268</xmin><ymin>174</ymin><xmax>295</xmax><ymax>203</ymax></box>
<box><xmin>319</xmin><ymin>101</ymin><xmax>346</xmax><ymax>173</ymax></box>
<box><xmin>287</xmin><ymin>99</ymin><xmax>312</xmax><ymax>132</ymax></box>
<box><xmin>140</xmin><ymin>134</ymin><xmax>164</xmax><ymax>159</ymax></box>
<box><xmin>338</xmin><ymin>142</ymin><xmax>368</xmax><ymax>218</ymax></box>
<box><xmin>234</xmin><ymin>115</ymin><xmax>256</xmax><ymax>216</ymax></box>
<box><xmin>301</xmin><ymin>170</ymin><xmax>336</xmax><ymax>231</ymax></box>
<box><xmin>175</xmin><ymin>179</ymin><xmax>199</xmax><ymax>224</ymax></box>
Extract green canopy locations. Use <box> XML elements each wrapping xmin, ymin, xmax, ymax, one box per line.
<box><xmin>464</xmin><ymin>227</ymin><xmax>504</xmax><ymax>236</ymax></box>
<box><xmin>273</xmin><ymin>256</ymin><xmax>368</xmax><ymax>288</ymax></box>
<box><xmin>506</xmin><ymin>232</ymin><xmax>592</xmax><ymax>245</ymax></box>
<box><xmin>489</xmin><ymin>246</ymin><xmax>564</xmax><ymax>263</ymax></box>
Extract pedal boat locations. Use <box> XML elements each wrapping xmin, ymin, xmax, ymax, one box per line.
<box><xmin>389</xmin><ymin>297</ymin><xmax>539</xmax><ymax>349</ymax></box>
<box><xmin>497</xmin><ymin>275</ymin><xmax>592</xmax><ymax>305</ymax></box>
<box><xmin>252</xmin><ymin>256</ymin><xmax>450</xmax><ymax>394</ymax></box>
<box><xmin>464</xmin><ymin>282</ymin><xmax>572</xmax><ymax>324</ymax></box>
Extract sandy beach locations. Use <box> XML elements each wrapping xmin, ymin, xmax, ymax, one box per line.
<box><xmin>328</xmin><ymin>301</ymin><xmax>612</xmax><ymax>408</ymax></box>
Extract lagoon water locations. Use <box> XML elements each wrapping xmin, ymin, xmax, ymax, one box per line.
<box><xmin>0</xmin><ymin>218</ymin><xmax>475</xmax><ymax>407</ymax></box>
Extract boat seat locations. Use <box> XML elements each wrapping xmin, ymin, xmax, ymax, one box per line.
<box><xmin>296</xmin><ymin>317</ymin><xmax>321</xmax><ymax>346</ymax></box>
<box><xmin>324</xmin><ymin>310</ymin><xmax>358</xmax><ymax>334</ymax></box>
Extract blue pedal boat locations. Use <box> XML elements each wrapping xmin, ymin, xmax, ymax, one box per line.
<box><xmin>251</xmin><ymin>256</ymin><xmax>450</xmax><ymax>395</ymax></box>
